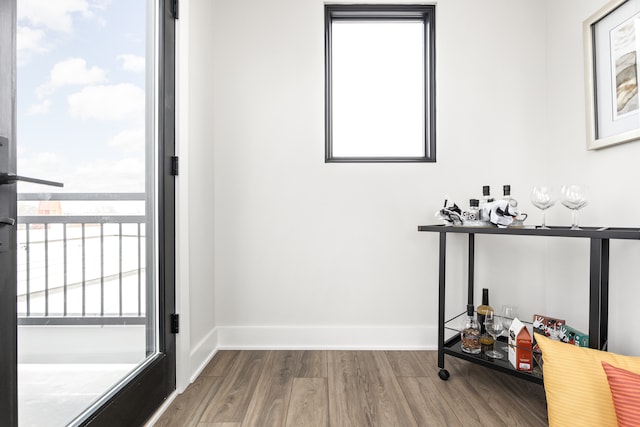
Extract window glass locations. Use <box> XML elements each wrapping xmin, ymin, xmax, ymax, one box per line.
<box><xmin>325</xmin><ymin>5</ymin><xmax>436</xmax><ymax>162</ymax></box>
<box><xmin>332</xmin><ymin>21</ymin><xmax>424</xmax><ymax>157</ymax></box>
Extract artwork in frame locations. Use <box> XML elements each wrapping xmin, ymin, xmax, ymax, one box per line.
<box><xmin>584</xmin><ymin>0</ymin><xmax>640</xmax><ymax>149</ymax></box>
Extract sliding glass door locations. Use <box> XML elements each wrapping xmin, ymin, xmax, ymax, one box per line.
<box><xmin>1</xmin><ymin>0</ymin><xmax>175</xmax><ymax>425</ymax></box>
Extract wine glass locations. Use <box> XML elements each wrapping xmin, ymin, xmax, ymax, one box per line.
<box><xmin>560</xmin><ymin>185</ymin><xmax>588</xmax><ymax>230</ymax></box>
<box><xmin>484</xmin><ymin>314</ymin><xmax>505</xmax><ymax>359</ymax></box>
<box><xmin>501</xmin><ymin>305</ymin><xmax>518</xmax><ymax>331</ymax></box>
<box><xmin>500</xmin><ymin>305</ymin><xmax>518</xmax><ymax>348</ymax></box>
<box><xmin>530</xmin><ymin>186</ymin><xmax>556</xmax><ymax>229</ymax></box>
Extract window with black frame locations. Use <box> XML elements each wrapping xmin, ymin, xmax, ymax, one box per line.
<box><xmin>324</xmin><ymin>4</ymin><xmax>436</xmax><ymax>163</ymax></box>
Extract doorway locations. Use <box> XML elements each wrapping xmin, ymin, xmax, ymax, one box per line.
<box><xmin>0</xmin><ymin>1</ymin><xmax>176</xmax><ymax>425</ymax></box>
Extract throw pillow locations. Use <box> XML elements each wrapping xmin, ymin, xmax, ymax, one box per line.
<box><xmin>601</xmin><ymin>361</ymin><xmax>640</xmax><ymax>427</ymax></box>
<box><xmin>534</xmin><ymin>333</ymin><xmax>640</xmax><ymax>427</ymax></box>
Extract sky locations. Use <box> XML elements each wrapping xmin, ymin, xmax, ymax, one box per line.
<box><xmin>16</xmin><ymin>0</ymin><xmax>149</xmax><ymax>194</ymax></box>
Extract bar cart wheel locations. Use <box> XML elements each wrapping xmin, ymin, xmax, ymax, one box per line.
<box><xmin>438</xmin><ymin>369</ymin><xmax>450</xmax><ymax>381</ymax></box>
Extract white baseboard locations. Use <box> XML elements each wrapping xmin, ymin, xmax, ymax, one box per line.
<box><xmin>189</xmin><ymin>328</ymin><xmax>219</xmax><ymax>382</ymax></box>
<box><xmin>217</xmin><ymin>325</ymin><xmax>438</xmax><ymax>350</ymax></box>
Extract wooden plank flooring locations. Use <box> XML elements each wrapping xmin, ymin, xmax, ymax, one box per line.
<box><xmin>153</xmin><ymin>350</ymin><xmax>547</xmax><ymax>427</ymax></box>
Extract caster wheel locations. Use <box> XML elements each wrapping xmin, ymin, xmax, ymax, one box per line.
<box><xmin>438</xmin><ymin>369</ymin><xmax>450</xmax><ymax>381</ymax></box>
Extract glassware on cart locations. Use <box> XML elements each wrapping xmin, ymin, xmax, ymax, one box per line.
<box><xmin>500</xmin><ymin>305</ymin><xmax>518</xmax><ymax>330</ymax></box>
<box><xmin>484</xmin><ymin>313</ymin><xmax>505</xmax><ymax>359</ymax></box>
<box><xmin>500</xmin><ymin>305</ymin><xmax>518</xmax><ymax>348</ymax></box>
<box><xmin>461</xmin><ymin>304</ymin><xmax>481</xmax><ymax>354</ymax></box>
<box><xmin>530</xmin><ymin>186</ymin><xmax>556</xmax><ymax>229</ymax></box>
<box><xmin>560</xmin><ymin>185</ymin><xmax>588</xmax><ymax>230</ymax></box>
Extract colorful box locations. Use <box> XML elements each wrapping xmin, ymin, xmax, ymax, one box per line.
<box><xmin>560</xmin><ymin>325</ymin><xmax>589</xmax><ymax>347</ymax></box>
<box><xmin>509</xmin><ymin>318</ymin><xmax>533</xmax><ymax>372</ymax></box>
<box><xmin>532</xmin><ymin>314</ymin><xmax>565</xmax><ymax>338</ymax></box>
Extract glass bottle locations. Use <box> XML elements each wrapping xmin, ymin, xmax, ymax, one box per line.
<box><xmin>503</xmin><ymin>184</ymin><xmax>518</xmax><ymax>213</ymax></box>
<box><xmin>480</xmin><ymin>186</ymin><xmax>494</xmax><ymax>221</ymax></box>
<box><xmin>503</xmin><ymin>184</ymin><xmax>511</xmax><ymax>201</ymax></box>
<box><xmin>476</xmin><ymin>288</ymin><xmax>494</xmax><ymax>334</ymax></box>
<box><xmin>482</xmin><ymin>185</ymin><xmax>494</xmax><ymax>203</ymax></box>
<box><xmin>461</xmin><ymin>304</ymin><xmax>481</xmax><ymax>354</ymax></box>
<box><xmin>467</xmin><ymin>199</ymin><xmax>480</xmax><ymax>221</ymax></box>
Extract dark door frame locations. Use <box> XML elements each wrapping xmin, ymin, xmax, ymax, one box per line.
<box><xmin>78</xmin><ymin>0</ymin><xmax>177</xmax><ymax>424</ymax></box>
<box><xmin>0</xmin><ymin>0</ymin><xmax>18</xmax><ymax>424</ymax></box>
<box><xmin>0</xmin><ymin>0</ymin><xmax>177</xmax><ymax>425</ymax></box>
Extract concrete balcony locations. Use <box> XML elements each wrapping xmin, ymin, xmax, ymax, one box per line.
<box><xmin>17</xmin><ymin>193</ymin><xmax>153</xmax><ymax>426</ymax></box>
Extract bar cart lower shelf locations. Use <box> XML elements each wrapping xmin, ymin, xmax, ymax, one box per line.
<box><xmin>440</xmin><ymin>312</ymin><xmax>543</xmax><ymax>384</ymax></box>
<box><xmin>418</xmin><ymin>224</ymin><xmax>640</xmax><ymax>385</ymax></box>
<box><xmin>440</xmin><ymin>336</ymin><xmax>543</xmax><ymax>384</ymax></box>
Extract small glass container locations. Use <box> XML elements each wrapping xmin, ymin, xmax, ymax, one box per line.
<box><xmin>467</xmin><ymin>199</ymin><xmax>480</xmax><ymax>221</ymax></box>
<box><xmin>480</xmin><ymin>334</ymin><xmax>495</xmax><ymax>354</ymax></box>
<box><xmin>461</xmin><ymin>304</ymin><xmax>481</xmax><ymax>354</ymax></box>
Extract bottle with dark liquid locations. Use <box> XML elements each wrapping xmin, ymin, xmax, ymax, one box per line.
<box><xmin>476</xmin><ymin>288</ymin><xmax>493</xmax><ymax>334</ymax></box>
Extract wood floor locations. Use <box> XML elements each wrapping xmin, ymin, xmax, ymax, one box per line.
<box><xmin>153</xmin><ymin>350</ymin><xmax>548</xmax><ymax>427</ymax></box>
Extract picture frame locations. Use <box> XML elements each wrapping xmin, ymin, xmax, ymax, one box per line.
<box><xmin>584</xmin><ymin>0</ymin><xmax>640</xmax><ymax>149</ymax></box>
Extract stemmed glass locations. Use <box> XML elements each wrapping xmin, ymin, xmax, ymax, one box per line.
<box><xmin>484</xmin><ymin>313</ymin><xmax>505</xmax><ymax>359</ymax></box>
<box><xmin>500</xmin><ymin>305</ymin><xmax>518</xmax><ymax>349</ymax></box>
<box><xmin>530</xmin><ymin>186</ymin><xmax>556</xmax><ymax>229</ymax></box>
<box><xmin>560</xmin><ymin>185</ymin><xmax>588</xmax><ymax>230</ymax></box>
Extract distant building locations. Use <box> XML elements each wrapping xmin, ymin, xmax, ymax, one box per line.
<box><xmin>37</xmin><ymin>200</ymin><xmax>62</xmax><ymax>215</ymax></box>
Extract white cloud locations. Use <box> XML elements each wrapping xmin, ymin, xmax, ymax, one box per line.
<box><xmin>16</xmin><ymin>152</ymin><xmax>67</xmax><ymax>192</ymax></box>
<box><xmin>118</xmin><ymin>54</ymin><xmax>145</xmax><ymax>73</ymax></box>
<box><xmin>37</xmin><ymin>58</ymin><xmax>107</xmax><ymax>97</ymax></box>
<box><xmin>27</xmin><ymin>99</ymin><xmax>52</xmax><ymax>115</ymax></box>
<box><xmin>108</xmin><ymin>127</ymin><xmax>145</xmax><ymax>152</ymax></box>
<box><xmin>21</xmin><ymin>152</ymin><xmax>63</xmax><ymax>169</ymax></box>
<box><xmin>68</xmin><ymin>83</ymin><xmax>145</xmax><ymax>121</ymax></box>
<box><xmin>18</xmin><ymin>0</ymin><xmax>92</xmax><ymax>33</ymax></box>
<box><xmin>17</xmin><ymin>26</ymin><xmax>49</xmax><ymax>65</ymax></box>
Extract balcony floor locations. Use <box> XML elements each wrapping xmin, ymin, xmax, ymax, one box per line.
<box><xmin>19</xmin><ymin>363</ymin><xmax>136</xmax><ymax>427</ymax></box>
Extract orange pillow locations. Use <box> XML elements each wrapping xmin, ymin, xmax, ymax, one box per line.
<box><xmin>601</xmin><ymin>361</ymin><xmax>640</xmax><ymax>427</ymax></box>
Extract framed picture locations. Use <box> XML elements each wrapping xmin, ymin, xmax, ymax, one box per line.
<box><xmin>584</xmin><ymin>0</ymin><xmax>640</xmax><ymax>149</ymax></box>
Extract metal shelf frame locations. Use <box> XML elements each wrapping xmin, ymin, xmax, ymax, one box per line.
<box><xmin>418</xmin><ymin>224</ymin><xmax>640</xmax><ymax>381</ymax></box>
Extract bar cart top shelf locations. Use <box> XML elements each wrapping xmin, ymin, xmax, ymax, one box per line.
<box><xmin>417</xmin><ymin>224</ymin><xmax>640</xmax><ymax>240</ymax></box>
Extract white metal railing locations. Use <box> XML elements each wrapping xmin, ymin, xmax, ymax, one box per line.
<box><xmin>17</xmin><ymin>193</ymin><xmax>148</xmax><ymax>325</ymax></box>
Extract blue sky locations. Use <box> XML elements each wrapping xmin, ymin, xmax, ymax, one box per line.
<box><xmin>17</xmin><ymin>0</ymin><xmax>148</xmax><ymax>193</ymax></box>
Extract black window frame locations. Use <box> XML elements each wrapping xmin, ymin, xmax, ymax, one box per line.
<box><xmin>324</xmin><ymin>4</ymin><xmax>436</xmax><ymax>163</ymax></box>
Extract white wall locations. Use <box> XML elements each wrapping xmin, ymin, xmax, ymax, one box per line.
<box><xmin>209</xmin><ymin>0</ymin><xmax>548</xmax><ymax>348</ymax></box>
<box><xmin>544</xmin><ymin>0</ymin><xmax>640</xmax><ymax>355</ymax></box>
<box><xmin>178</xmin><ymin>0</ymin><xmax>640</xmax><ymax>381</ymax></box>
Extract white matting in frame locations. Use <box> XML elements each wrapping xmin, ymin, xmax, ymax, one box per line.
<box><xmin>584</xmin><ymin>0</ymin><xmax>640</xmax><ymax>149</ymax></box>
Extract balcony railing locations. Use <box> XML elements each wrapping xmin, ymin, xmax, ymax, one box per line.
<box><xmin>17</xmin><ymin>193</ymin><xmax>149</xmax><ymax>326</ymax></box>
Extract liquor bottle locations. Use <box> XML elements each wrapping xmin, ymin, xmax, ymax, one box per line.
<box><xmin>467</xmin><ymin>199</ymin><xmax>480</xmax><ymax>221</ymax></box>
<box><xmin>503</xmin><ymin>184</ymin><xmax>511</xmax><ymax>202</ymax></box>
<box><xmin>482</xmin><ymin>185</ymin><xmax>494</xmax><ymax>203</ymax></box>
<box><xmin>479</xmin><ymin>186</ymin><xmax>494</xmax><ymax>221</ymax></box>
<box><xmin>461</xmin><ymin>304</ymin><xmax>481</xmax><ymax>354</ymax></box>
<box><xmin>503</xmin><ymin>184</ymin><xmax>518</xmax><ymax>213</ymax></box>
<box><xmin>476</xmin><ymin>288</ymin><xmax>494</xmax><ymax>334</ymax></box>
